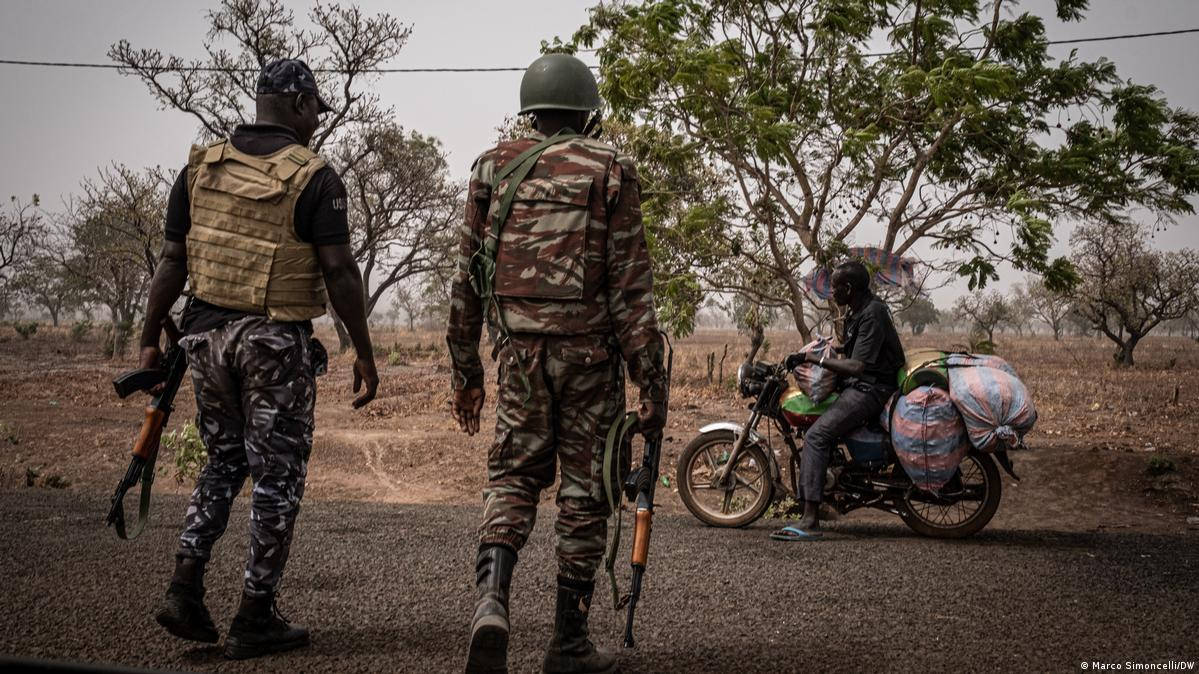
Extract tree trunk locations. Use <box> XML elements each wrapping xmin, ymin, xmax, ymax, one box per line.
<box><xmin>49</xmin><ymin>306</ymin><xmax>60</xmax><ymax>327</ymax></box>
<box><xmin>787</xmin><ymin>295</ymin><xmax>812</xmax><ymax>342</ymax></box>
<box><xmin>1115</xmin><ymin>336</ymin><xmax>1140</xmax><ymax>367</ymax></box>
<box><xmin>331</xmin><ymin>311</ymin><xmax>352</xmax><ymax>352</ymax></box>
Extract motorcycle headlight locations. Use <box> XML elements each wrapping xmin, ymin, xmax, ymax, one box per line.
<box><xmin>737</xmin><ymin>361</ymin><xmax>768</xmax><ymax>398</ymax></box>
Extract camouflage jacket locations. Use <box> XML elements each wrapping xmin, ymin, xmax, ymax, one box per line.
<box><xmin>446</xmin><ymin>132</ymin><xmax>666</xmax><ymax>403</ymax></box>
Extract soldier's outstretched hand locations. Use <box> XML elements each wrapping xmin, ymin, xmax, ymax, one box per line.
<box><xmin>352</xmin><ymin>357</ymin><xmax>379</xmax><ymax>408</ymax></box>
<box><xmin>452</xmin><ymin>387</ymin><xmax>486</xmax><ymax>436</ymax></box>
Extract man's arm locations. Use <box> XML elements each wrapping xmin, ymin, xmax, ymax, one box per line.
<box><xmin>604</xmin><ymin>157</ymin><xmax>667</xmax><ymax>433</ymax></box>
<box><xmin>138</xmin><ymin>168</ymin><xmax>192</xmax><ymax>373</ymax></box>
<box><xmin>446</xmin><ymin>167</ymin><xmax>488</xmax><ymax>435</ymax></box>
<box><xmin>137</xmin><ymin>240</ymin><xmax>189</xmax><ymax>371</ymax></box>
<box><xmin>316</xmin><ymin>243</ymin><xmax>378</xmax><ymax>408</ymax></box>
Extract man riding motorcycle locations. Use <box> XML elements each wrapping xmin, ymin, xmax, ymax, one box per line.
<box><xmin>772</xmin><ymin>260</ymin><xmax>905</xmax><ymax>541</ymax></box>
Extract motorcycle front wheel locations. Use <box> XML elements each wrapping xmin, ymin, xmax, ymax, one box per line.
<box><xmin>676</xmin><ymin>430</ymin><xmax>774</xmax><ymax>528</ymax></box>
<box><xmin>899</xmin><ymin>448</ymin><xmax>1002</xmax><ymax>539</ymax></box>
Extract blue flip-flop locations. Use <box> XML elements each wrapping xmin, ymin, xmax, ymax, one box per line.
<box><xmin>770</xmin><ymin>525</ymin><xmax>824</xmax><ymax>542</ymax></box>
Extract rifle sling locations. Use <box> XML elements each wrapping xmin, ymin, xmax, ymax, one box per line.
<box><xmin>603</xmin><ymin>411</ymin><xmax>639</xmax><ymax>610</ymax></box>
<box><xmin>112</xmin><ymin>452</ymin><xmax>157</xmax><ymax>541</ymax></box>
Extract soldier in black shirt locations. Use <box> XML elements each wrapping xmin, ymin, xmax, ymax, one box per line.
<box><xmin>772</xmin><ymin>260</ymin><xmax>905</xmax><ymax>541</ymax></box>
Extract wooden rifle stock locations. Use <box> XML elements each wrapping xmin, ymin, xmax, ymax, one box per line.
<box><xmin>132</xmin><ymin>407</ymin><xmax>167</xmax><ymax>461</ymax></box>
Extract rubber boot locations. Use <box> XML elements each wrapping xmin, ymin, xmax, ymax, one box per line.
<box><xmin>467</xmin><ymin>545</ymin><xmax>517</xmax><ymax>674</ymax></box>
<box><xmin>155</xmin><ymin>557</ymin><xmax>218</xmax><ymax>643</ymax></box>
<box><xmin>223</xmin><ymin>593</ymin><xmax>309</xmax><ymax>660</ymax></box>
<box><xmin>542</xmin><ymin>577</ymin><xmax>617</xmax><ymax>674</ymax></box>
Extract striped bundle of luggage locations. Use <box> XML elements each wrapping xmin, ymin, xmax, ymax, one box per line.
<box><xmin>886</xmin><ymin>350</ymin><xmax>1036</xmax><ymax>490</ymax></box>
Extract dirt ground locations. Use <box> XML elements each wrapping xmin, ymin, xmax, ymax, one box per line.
<box><xmin>1</xmin><ymin>323</ymin><xmax>1196</xmax><ymax>534</ymax></box>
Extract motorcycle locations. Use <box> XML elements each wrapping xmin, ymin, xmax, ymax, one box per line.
<box><xmin>675</xmin><ymin>353</ymin><xmax>1009</xmax><ymax>539</ymax></box>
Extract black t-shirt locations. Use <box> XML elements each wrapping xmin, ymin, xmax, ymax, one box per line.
<box><xmin>165</xmin><ymin>124</ymin><xmax>350</xmax><ymax>333</ymax></box>
<box><xmin>841</xmin><ymin>294</ymin><xmax>905</xmax><ymax>399</ymax></box>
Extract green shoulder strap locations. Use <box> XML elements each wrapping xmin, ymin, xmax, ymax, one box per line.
<box><xmin>467</xmin><ymin>130</ymin><xmax>581</xmax><ymax>402</ymax></box>
<box><xmin>469</xmin><ymin>129</ymin><xmax>582</xmax><ymax>302</ymax></box>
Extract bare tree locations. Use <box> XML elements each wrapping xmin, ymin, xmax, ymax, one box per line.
<box><xmin>391</xmin><ymin>281</ymin><xmax>421</xmax><ymax>332</ymax></box>
<box><xmin>109</xmin><ymin>0</ymin><xmax>409</xmax><ymax>153</ymax></box>
<box><xmin>1070</xmin><ymin>221</ymin><xmax>1199</xmax><ymax>366</ymax></box>
<box><xmin>953</xmin><ymin>291</ymin><xmax>1011</xmax><ymax>345</ymax></box>
<box><xmin>1022</xmin><ymin>276</ymin><xmax>1072</xmax><ymax>340</ymax></box>
<box><xmin>329</xmin><ymin>124</ymin><xmax>460</xmax><ymax>347</ymax></box>
<box><xmin>0</xmin><ymin>196</ymin><xmax>43</xmax><ymax>287</ymax></box>
<box><xmin>1005</xmin><ymin>284</ymin><xmax>1036</xmax><ymax>336</ymax></box>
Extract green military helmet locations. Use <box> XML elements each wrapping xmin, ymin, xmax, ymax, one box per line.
<box><xmin>518</xmin><ymin>53</ymin><xmax>600</xmax><ymax>113</ymax></box>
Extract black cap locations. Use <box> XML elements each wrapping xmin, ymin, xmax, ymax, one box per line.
<box><xmin>256</xmin><ymin>59</ymin><xmax>334</xmax><ymax>113</ymax></box>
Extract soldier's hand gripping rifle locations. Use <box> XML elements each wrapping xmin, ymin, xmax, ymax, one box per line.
<box><xmin>106</xmin><ymin>317</ymin><xmax>188</xmax><ymax>540</ymax></box>
<box><xmin>621</xmin><ymin>333</ymin><xmax>673</xmax><ymax>649</ymax></box>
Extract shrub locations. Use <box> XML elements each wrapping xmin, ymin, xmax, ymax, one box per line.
<box><xmin>387</xmin><ymin>349</ymin><xmax>407</xmax><ymax>367</ymax></box>
<box><xmin>0</xmin><ymin>421</ymin><xmax>18</xmax><ymax>445</ymax></box>
<box><xmin>164</xmin><ymin>422</ymin><xmax>207</xmax><ymax>482</ymax></box>
<box><xmin>102</xmin><ymin>320</ymin><xmax>135</xmax><ymax>357</ymax></box>
<box><xmin>13</xmin><ymin>321</ymin><xmax>37</xmax><ymax>339</ymax></box>
<box><xmin>1146</xmin><ymin>455</ymin><xmax>1176</xmax><ymax>476</ymax></box>
<box><xmin>70</xmin><ymin>320</ymin><xmax>93</xmax><ymax>342</ymax></box>
<box><xmin>967</xmin><ymin>331</ymin><xmax>997</xmax><ymax>355</ymax></box>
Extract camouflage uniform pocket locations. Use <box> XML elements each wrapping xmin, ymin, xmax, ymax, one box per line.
<box><xmin>492</xmin><ymin>176</ymin><xmax>592</xmax><ymax>300</ymax></box>
<box><xmin>242</xmin><ymin>324</ymin><xmax>303</xmax><ymax>388</ymax></box>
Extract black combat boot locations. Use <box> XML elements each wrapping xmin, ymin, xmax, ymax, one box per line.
<box><xmin>466</xmin><ymin>544</ymin><xmax>517</xmax><ymax>674</ymax></box>
<box><xmin>223</xmin><ymin>592</ymin><xmax>309</xmax><ymax>660</ymax></box>
<box><xmin>155</xmin><ymin>557</ymin><xmax>218</xmax><ymax>643</ymax></box>
<box><xmin>542</xmin><ymin>577</ymin><xmax>617</xmax><ymax>674</ymax></box>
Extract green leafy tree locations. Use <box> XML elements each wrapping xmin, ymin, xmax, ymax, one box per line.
<box><xmin>59</xmin><ymin>166</ymin><xmax>167</xmax><ymax>357</ymax></box>
<box><xmin>574</xmin><ymin>0</ymin><xmax>1199</xmax><ymax>340</ymax></box>
<box><xmin>1069</xmin><ymin>221</ymin><xmax>1199</xmax><ymax>366</ymax></box>
<box><xmin>12</xmin><ymin>254</ymin><xmax>82</xmax><ymax>327</ymax></box>
<box><xmin>896</xmin><ymin>294</ymin><xmax>939</xmax><ymax>335</ymax></box>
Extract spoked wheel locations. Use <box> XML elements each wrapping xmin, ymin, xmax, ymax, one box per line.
<box><xmin>900</xmin><ymin>449</ymin><xmax>1002</xmax><ymax>539</ymax></box>
<box><xmin>676</xmin><ymin>430</ymin><xmax>773</xmax><ymax>528</ymax></box>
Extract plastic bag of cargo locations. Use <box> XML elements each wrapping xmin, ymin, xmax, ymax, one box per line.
<box><xmin>791</xmin><ymin>337</ymin><xmax>839</xmax><ymax>403</ymax></box>
<box><xmin>947</xmin><ymin>363</ymin><xmax>1036</xmax><ymax>452</ymax></box>
<box><xmin>943</xmin><ymin>353</ymin><xmax>1018</xmax><ymax>378</ymax></box>
<box><xmin>890</xmin><ymin>386</ymin><xmax>969</xmax><ymax>491</ymax></box>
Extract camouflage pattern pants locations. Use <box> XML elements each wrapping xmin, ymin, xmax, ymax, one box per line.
<box><xmin>175</xmin><ymin>315</ymin><xmax>325</xmax><ymax>598</ymax></box>
<box><xmin>480</xmin><ymin>333</ymin><xmax>625</xmax><ymax>581</ymax></box>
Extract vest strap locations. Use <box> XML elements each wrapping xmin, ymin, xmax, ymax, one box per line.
<box><xmin>202</xmin><ymin>140</ymin><xmax>227</xmax><ymax>164</ymax></box>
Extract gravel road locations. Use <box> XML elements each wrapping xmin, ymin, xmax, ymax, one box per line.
<box><xmin>1</xmin><ymin>489</ymin><xmax>1195</xmax><ymax>673</ymax></box>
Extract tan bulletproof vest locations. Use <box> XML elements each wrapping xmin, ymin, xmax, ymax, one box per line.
<box><xmin>185</xmin><ymin>139</ymin><xmax>328</xmax><ymax>321</ymax></box>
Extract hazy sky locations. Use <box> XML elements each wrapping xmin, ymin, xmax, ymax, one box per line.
<box><xmin>1</xmin><ymin>0</ymin><xmax>1197</xmax><ymax>307</ymax></box>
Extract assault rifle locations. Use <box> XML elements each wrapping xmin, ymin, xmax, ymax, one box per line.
<box><xmin>106</xmin><ymin>316</ymin><xmax>188</xmax><ymax>540</ymax></box>
<box><xmin>621</xmin><ymin>333</ymin><xmax>673</xmax><ymax>648</ymax></box>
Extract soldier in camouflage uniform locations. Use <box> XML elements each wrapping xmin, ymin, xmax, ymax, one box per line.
<box><xmin>136</xmin><ymin>59</ymin><xmax>379</xmax><ymax>660</ymax></box>
<box><xmin>447</xmin><ymin>53</ymin><xmax>667</xmax><ymax>674</ymax></box>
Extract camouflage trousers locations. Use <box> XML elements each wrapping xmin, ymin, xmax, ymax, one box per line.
<box><xmin>480</xmin><ymin>333</ymin><xmax>626</xmax><ymax>581</ymax></box>
<box><xmin>174</xmin><ymin>315</ymin><xmax>326</xmax><ymax>598</ymax></box>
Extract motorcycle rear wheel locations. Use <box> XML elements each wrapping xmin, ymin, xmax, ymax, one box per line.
<box><xmin>677</xmin><ymin>430</ymin><xmax>774</xmax><ymax>528</ymax></box>
<box><xmin>899</xmin><ymin>449</ymin><xmax>1002</xmax><ymax>539</ymax></box>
